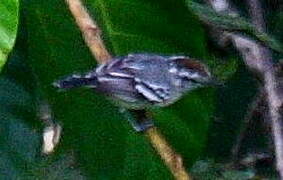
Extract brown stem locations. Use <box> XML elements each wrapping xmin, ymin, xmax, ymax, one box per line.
<box><xmin>146</xmin><ymin>127</ymin><xmax>191</xmax><ymax>180</ymax></box>
<box><xmin>206</xmin><ymin>0</ymin><xmax>283</xmax><ymax>178</ymax></box>
<box><xmin>263</xmin><ymin>69</ymin><xmax>283</xmax><ymax>180</ymax></box>
<box><xmin>65</xmin><ymin>0</ymin><xmax>191</xmax><ymax>179</ymax></box>
<box><xmin>246</xmin><ymin>0</ymin><xmax>283</xmax><ymax>178</ymax></box>
<box><xmin>65</xmin><ymin>0</ymin><xmax>111</xmax><ymax>63</ymax></box>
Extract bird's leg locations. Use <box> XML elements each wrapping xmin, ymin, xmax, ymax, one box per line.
<box><xmin>120</xmin><ymin>108</ymin><xmax>154</xmax><ymax>132</ymax></box>
<box><xmin>132</xmin><ymin>110</ymin><xmax>155</xmax><ymax>132</ymax></box>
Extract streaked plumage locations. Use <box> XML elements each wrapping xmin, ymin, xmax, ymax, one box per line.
<box><xmin>54</xmin><ymin>54</ymin><xmax>213</xmax><ymax>109</ymax></box>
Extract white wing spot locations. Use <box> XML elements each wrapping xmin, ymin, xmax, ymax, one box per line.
<box><xmin>134</xmin><ymin>78</ymin><xmax>141</xmax><ymax>83</ymax></box>
<box><xmin>135</xmin><ymin>84</ymin><xmax>163</xmax><ymax>102</ymax></box>
<box><xmin>72</xmin><ymin>74</ymin><xmax>81</xmax><ymax>78</ymax></box>
<box><xmin>179</xmin><ymin>71</ymin><xmax>190</xmax><ymax>77</ymax></box>
<box><xmin>109</xmin><ymin>72</ymin><xmax>133</xmax><ymax>78</ymax></box>
<box><xmin>156</xmin><ymin>90</ymin><xmax>169</xmax><ymax>99</ymax></box>
<box><xmin>97</xmin><ymin>77</ymin><xmax>119</xmax><ymax>82</ymax></box>
<box><xmin>85</xmin><ymin>73</ymin><xmax>93</xmax><ymax>78</ymax></box>
<box><xmin>106</xmin><ymin>59</ymin><xmax>120</xmax><ymax>70</ymax></box>
<box><xmin>95</xmin><ymin>64</ymin><xmax>106</xmax><ymax>74</ymax></box>
<box><xmin>169</xmin><ymin>67</ymin><xmax>178</xmax><ymax>73</ymax></box>
<box><xmin>168</xmin><ymin>56</ymin><xmax>187</xmax><ymax>61</ymax></box>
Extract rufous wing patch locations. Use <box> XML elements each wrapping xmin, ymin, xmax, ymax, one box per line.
<box><xmin>174</xmin><ymin>58</ymin><xmax>209</xmax><ymax>76</ymax></box>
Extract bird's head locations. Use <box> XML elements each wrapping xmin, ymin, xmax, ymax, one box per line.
<box><xmin>168</xmin><ymin>56</ymin><xmax>217</xmax><ymax>90</ymax></box>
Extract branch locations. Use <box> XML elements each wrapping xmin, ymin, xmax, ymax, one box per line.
<box><xmin>146</xmin><ymin>127</ymin><xmax>191</xmax><ymax>180</ymax></box>
<box><xmin>65</xmin><ymin>0</ymin><xmax>111</xmax><ymax>63</ymax></box>
<box><xmin>65</xmin><ymin>0</ymin><xmax>191</xmax><ymax>179</ymax></box>
<box><xmin>246</xmin><ymin>0</ymin><xmax>266</xmax><ymax>32</ymax></box>
<box><xmin>206</xmin><ymin>0</ymin><xmax>283</xmax><ymax>178</ymax></box>
<box><xmin>231</xmin><ymin>88</ymin><xmax>266</xmax><ymax>161</ymax></box>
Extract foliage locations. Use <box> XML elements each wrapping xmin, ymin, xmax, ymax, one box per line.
<box><xmin>0</xmin><ymin>43</ymin><xmax>86</xmax><ymax>179</ymax></box>
<box><xmin>20</xmin><ymin>0</ymin><xmax>219</xmax><ymax>178</ymax></box>
<box><xmin>0</xmin><ymin>0</ymin><xmax>19</xmax><ymax>70</ymax></box>
<box><xmin>190</xmin><ymin>160</ymin><xmax>255</xmax><ymax>180</ymax></box>
<box><xmin>186</xmin><ymin>1</ymin><xmax>283</xmax><ymax>53</ymax></box>
<box><xmin>0</xmin><ymin>0</ymin><xmax>282</xmax><ymax>179</ymax></box>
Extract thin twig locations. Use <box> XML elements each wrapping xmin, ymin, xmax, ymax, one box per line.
<box><xmin>231</xmin><ymin>88</ymin><xmax>265</xmax><ymax>161</ymax></box>
<box><xmin>263</xmin><ymin>69</ymin><xmax>283</xmax><ymax>179</ymax></box>
<box><xmin>246</xmin><ymin>0</ymin><xmax>283</xmax><ymax>178</ymax></box>
<box><xmin>206</xmin><ymin>0</ymin><xmax>283</xmax><ymax>178</ymax></box>
<box><xmin>146</xmin><ymin>127</ymin><xmax>191</xmax><ymax>180</ymax></box>
<box><xmin>66</xmin><ymin>0</ymin><xmax>111</xmax><ymax>63</ymax></box>
<box><xmin>65</xmin><ymin>0</ymin><xmax>191</xmax><ymax>179</ymax></box>
<box><xmin>246</xmin><ymin>0</ymin><xmax>266</xmax><ymax>32</ymax></box>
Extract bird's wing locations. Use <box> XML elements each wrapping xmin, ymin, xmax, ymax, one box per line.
<box><xmin>133</xmin><ymin>78</ymin><xmax>171</xmax><ymax>103</ymax></box>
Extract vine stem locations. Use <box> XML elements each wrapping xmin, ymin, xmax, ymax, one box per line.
<box><xmin>206</xmin><ymin>0</ymin><xmax>283</xmax><ymax>178</ymax></box>
<box><xmin>65</xmin><ymin>0</ymin><xmax>191</xmax><ymax>179</ymax></box>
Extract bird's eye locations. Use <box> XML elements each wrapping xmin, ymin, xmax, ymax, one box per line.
<box><xmin>183</xmin><ymin>77</ymin><xmax>198</xmax><ymax>84</ymax></box>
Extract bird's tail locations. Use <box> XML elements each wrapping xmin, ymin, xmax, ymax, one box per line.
<box><xmin>53</xmin><ymin>73</ymin><xmax>97</xmax><ymax>89</ymax></box>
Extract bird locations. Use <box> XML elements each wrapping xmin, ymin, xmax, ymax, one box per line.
<box><xmin>53</xmin><ymin>53</ymin><xmax>214</xmax><ymax>110</ymax></box>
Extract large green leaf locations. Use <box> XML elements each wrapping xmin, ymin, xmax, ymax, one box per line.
<box><xmin>0</xmin><ymin>38</ymin><xmax>86</xmax><ymax>179</ymax></box>
<box><xmin>22</xmin><ymin>0</ymin><xmax>215</xmax><ymax>178</ymax></box>
<box><xmin>0</xmin><ymin>0</ymin><xmax>19</xmax><ymax>71</ymax></box>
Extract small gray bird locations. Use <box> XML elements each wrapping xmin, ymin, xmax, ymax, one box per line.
<box><xmin>54</xmin><ymin>54</ymin><xmax>213</xmax><ymax>110</ymax></box>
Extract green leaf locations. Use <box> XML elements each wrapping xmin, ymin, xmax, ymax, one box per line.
<box><xmin>0</xmin><ymin>44</ymin><xmax>86</xmax><ymax>179</ymax></box>
<box><xmin>186</xmin><ymin>1</ymin><xmax>283</xmax><ymax>53</ymax></box>
<box><xmin>0</xmin><ymin>0</ymin><xmax>19</xmax><ymax>71</ymax></box>
<box><xmin>206</xmin><ymin>55</ymin><xmax>239</xmax><ymax>82</ymax></box>
<box><xmin>190</xmin><ymin>160</ymin><xmax>256</xmax><ymax>180</ymax></box>
<box><xmin>22</xmin><ymin>0</ymin><xmax>215</xmax><ymax>178</ymax></box>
